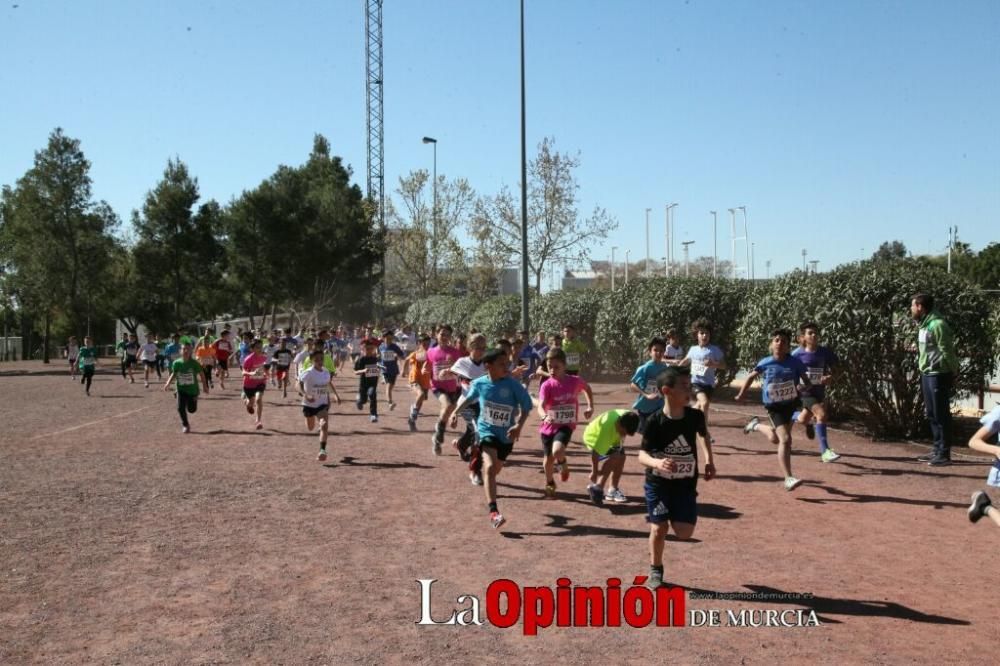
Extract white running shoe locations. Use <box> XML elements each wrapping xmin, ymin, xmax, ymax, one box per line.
<box><xmin>784</xmin><ymin>477</ymin><xmax>803</xmax><ymax>491</ymax></box>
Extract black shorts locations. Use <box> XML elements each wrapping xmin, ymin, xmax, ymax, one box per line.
<box><xmin>480</xmin><ymin>436</ymin><xmax>513</xmax><ymax>461</ymax></box>
<box><xmin>767</xmin><ymin>401</ymin><xmax>801</xmax><ymax>428</ymax></box>
<box><xmin>693</xmin><ymin>383</ymin><xmax>714</xmax><ymax>399</ymax></box>
<box><xmin>540</xmin><ymin>426</ymin><xmax>572</xmax><ymax>456</ymax></box>
<box><xmin>644</xmin><ymin>482</ymin><xmax>698</xmax><ymax>525</ymax></box>
<box><xmin>433</xmin><ymin>388</ymin><xmax>462</xmax><ymax>404</ymax></box>
<box><xmin>302</xmin><ymin>404</ymin><xmax>330</xmax><ymax>418</ymax></box>
<box><xmin>142</xmin><ymin>359</ymin><xmax>158</xmax><ymax>368</ymax></box>
<box><xmin>68</xmin><ymin>358</ymin><xmax>77</xmax><ymax>366</ymax></box>
<box><xmin>125</xmin><ymin>356</ymin><xmax>138</xmax><ymax>368</ymax></box>
<box><xmin>242</xmin><ymin>385</ymin><xmax>265</xmax><ymax>398</ymax></box>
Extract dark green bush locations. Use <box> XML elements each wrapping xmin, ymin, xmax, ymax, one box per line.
<box><xmin>468</xmin><ymin>295</ymin><xmax>522</xmax><ymax>342</ymax></box>
<box><xmin>594</xmin><ymin>277</ymin><xmax>751</xmax><ymax>381</ymax></box>
<box><xmin>405</xmin><ymin>296</ymin><xmax>478</xmax><ymax>333</ymax></box>
<box><xmin>735</xmin><ymin>260</ymin><xmax>997</xmax><ymax>439</ymax></box>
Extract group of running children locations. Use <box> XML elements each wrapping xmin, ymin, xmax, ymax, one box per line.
<box><xmin>64</xmin><ymin>317</ymin><xmax>999</xmax><ymax>586</ymax></box>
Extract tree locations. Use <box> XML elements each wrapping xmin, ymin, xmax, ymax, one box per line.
<box><xmin>0</xmin><ymin>128</ymin><xmax>120</xmax><ymax>360</ymax></box>
<box><xmin>470</xmin><ymin>137</ymin><xmax>617</xmax><ymax>293</ymax></box>
<box><xmin>872</xmin><ymin>240</ymin><xmax>908</xmax><ymax>261</ymax></box>
<box><xmin>130</xmin><ymin>158</ymin><xmax>224</xmax><ymax>332</ymax></box>
<box><xmin>224</xmin><ymin>134</ymin><xmax>379</xmax><ymax>327</ymax></box>
<box><xmin>384</xmin><ymin>170</ymin><xmax>476</xmax><ymax>301</ymax></box>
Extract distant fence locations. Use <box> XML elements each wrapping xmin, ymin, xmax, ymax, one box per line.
<box><xmin>1</xmin><ymin>337</ymin><xmax>22</xmax><ymax>361</ymax></box>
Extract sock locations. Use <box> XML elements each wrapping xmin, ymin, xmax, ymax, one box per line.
<box><xmin>488</xmin><ymin>502</ymin><xmax>498</xmax><ymax>513</ymax></box>
<box><xmin>815</xmin><ymin>423</ymin><xmax>829</xmax><ymax>452</ymax></box>
<box><xmin>320</xmin><ymin>439</ymin><xmax>327</xmax><ymax>451</ymax></box>
<box><xmin>650</xmin><ymin>564</ymin><xmax>664</xmax><ymax>573</ymax></box>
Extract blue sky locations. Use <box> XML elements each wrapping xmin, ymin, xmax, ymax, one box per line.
<box><xmin>2</xmin><ymin>1</ymin><xmax>997</xmax><ymax>289</ymax></box>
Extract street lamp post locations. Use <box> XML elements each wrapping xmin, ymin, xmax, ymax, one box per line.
<box><xmin>665</xmin><ymin>203</ymin><xmax>678</xmax><ymax>277</ymax></box>
<box><xmin>802</xmin><ymin>248</ymin><xmax>808</xmax><ymax>271</ymax></box>
<box><xmin>518</xmin><ymin>0</ymin><xmax>529</xmax><ymax>330</ymax></box>
<box><xmin>765</xmin><ymin>259</ymin><xmax>772</xmax><ymax>279</ymax></box>
<box><xmin>737</xmin><ymin>206</ymin><xmax>749</xmax><ymax>280</ymax></box>
<box><xmin>682</xmin><ymin>240</ymin><xmax>695</xmax><ymax>277</ymax></box>
<box><xmin>611</xmin><ymin>246</ymin><xmax>617</xmax><ymax>291</ymax></box>
<box><xmin>625</xmin><ymin>249</ymin><xmax>630</xmax><ymax>284</ymax></box>
<box><xmin>421</xmin><ymin>136</ymin><xmax>438</xmax><ymax>280</ymax></box>
<box><xmin>645</xmin><ymin>208</ymin><xmax>651</xmax><ymax>276</ymax></box>
<box><xmin>709</xmin><ymin>210</ymin><xmax>718</xmax><ymax>277</ymax></box>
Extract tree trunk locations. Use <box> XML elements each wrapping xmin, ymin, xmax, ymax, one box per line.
<box><xmin>43</xmin><ymin>308</ymin><xmax>51</xmax><ymax>363</ymax></box>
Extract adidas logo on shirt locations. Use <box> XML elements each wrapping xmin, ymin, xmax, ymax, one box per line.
<box><xmin>666</xmin><ymin>436</ymin><xmax>690</xmax><ymax>455</ymax></box>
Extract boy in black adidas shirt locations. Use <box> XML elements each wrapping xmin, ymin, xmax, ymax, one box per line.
<box><xmin>638</xmin><ymin>366</ymin><xmax>716</xmax><ymax>588</ymax></box>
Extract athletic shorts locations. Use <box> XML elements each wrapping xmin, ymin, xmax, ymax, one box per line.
<box><xmin>216</xmin><ymin>353</ymin><xmax>230</xmax><ymax>366</ymax></box>
<box><xmin>242</xmin><ymin>385</ymin><xmax>265</xmax><ymax>398</ymax></box>
<box><xmin>480</xmin><ymin>436</ymin><xmax>513</xmax><ymax>461</ymax></box>
<box><xmin>801</xmin><ymin>395</ymin><xmax>823</xmax><ymax>410</ymax></box>
<box><xmin>302</xmin><ymin>404</ymin><xmax>330</xmax><ymax>419</ymax></box>
<box><xmin>540</xmin><ymin>426</ymin><xmax>573</xmax><ymax>456</ymax></box>
<box><xmin>68</xmin><ymin>357</ymin><xmax>77</xmax><ymax>366</ymax></box>
<box><xmin>382</xmin><ymin>371</ymin><xmax>398</xmax><ymax>384</ymax></box>
<box><xmin>276</xmin><ymin>365</ymin><xmax>290</xmax><ymax>379</ymax></box>
<box><xmin>693</xmin><ymin>383</ymin><xmax>714</xmax><ymax>398</ymax></box>
<box><xmin>987</xmin><ymin>466</ymin><xmax>1000</xmax><ymax>488</ymax></box>
<box><xmin>125</xmin><ymin>356</ymin><xmax>138</xmax><ymax>368</ymax></box>
<box><xmin>142</xmin><ymin>359</ymin><xmax>158</xmax><ymax>368</ymax></box>
<box><xmin>644</xmin><ymin>482</ymin><xmax>698</xmax><ymax>525</ymax></box>
<box><xmin>433</xmin><ymin>388</ymin><xmax>462</xmax><ymax>404</ymax></box>
<box><xmin>265</xmin><ymin>362</ymin><xmax>274</xmax><ymax>370</ymax></box>
<box><xmin>767</xmin><ymin>401</ymin><xmax>800</xmax><ymax>428</ymax></box>
<box><xmin>595</xmin><ymin>444</ymin><xmax>625</xmax><ymax>462</ymax></box>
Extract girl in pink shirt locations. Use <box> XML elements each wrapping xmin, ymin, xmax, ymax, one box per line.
<box><xmin>241</xmin><ymin>340</ymin><xmax>268</xmax><ymax>430</ymax></box>
<box><xmin>537</xmin><ymin>348</ymin><xmax>594</xmax><ymax>497</ymax></box>
<box><xmin>426</xmin><ymin>325</ymin><xmax>464</xmax><ymax>455</ymax></box>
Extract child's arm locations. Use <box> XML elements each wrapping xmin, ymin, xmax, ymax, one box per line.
<box><xmin>581</xmin><ymin>383</ymin><xmax>595</xmax><ymax>419</ymax></box>
<box><xmin>698</xmin><ymin>431</ymin><xmax>716</xmax><ymax>480</ymax></box>
<box><xmin>328</xmin><ymin>377</ymin><xmax>342</xmax><ymax>404</ymax></box>
<box><xmin>969</xmin><ymin>425</ymin><xmax>1000</xmax><ymax>459</ymax></box>
<box><xmin>733</xmin><ymin>370</ymin><xmax>761</xmax><ymax>402</ymax></box>
<box><xmin>162</xmin><ymin>371</ymin><xmax>176</xmax><ymax>391</ymax></box>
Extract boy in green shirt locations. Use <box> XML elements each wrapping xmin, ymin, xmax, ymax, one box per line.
<box><xmin>77</xmin><ymin>336</ymin><xmax>99</xmax><ymax>396</ymax></box>
<box><xmin>163</xmin><ymin>343</ymin><xmax>209</xmax><ymax>433</ymax></box>
<box><xmin>582</xmin><ymin>408</ymin><xmax>640</xmax><ymax>505</ymax></box>
<box><xmin>561</xmin><ymin>325</ymin><xmax>588</xmax><ymax>376</ymax></box>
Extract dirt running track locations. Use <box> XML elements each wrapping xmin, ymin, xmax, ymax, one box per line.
<box><xmin>1</xmin><ymin>361</ymin><xmax>995</xmax><ymax>664</ymax></box>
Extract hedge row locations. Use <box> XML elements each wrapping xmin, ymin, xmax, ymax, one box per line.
<box><xmin>401</xmin><ymin>259</ymin><xmax>999</xmax><ymax>439</ymax></box>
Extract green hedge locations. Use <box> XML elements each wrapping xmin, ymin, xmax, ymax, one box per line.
<box><xmin>594</xmin><ymin>277</ymin><xmax>751</xmax><ymax>381</ymax></box>
<box><xmin>735</xmin><ymin>259</ymin><xmax>998</xmax><ymax>438</ymax></box>
<box><xmin>405</xmin><ymin>295</ymin><xmax>478</xmax><ymax>333</ymax></box>
<box><xmin>467</xmin><ymin>295</ymin><xmax>522</xmax><ymax>342</ymax></box>
<box><xmin>401</xmin><ymin>263</ymin><xmax>998</xmax><ymax>440</ymax></box>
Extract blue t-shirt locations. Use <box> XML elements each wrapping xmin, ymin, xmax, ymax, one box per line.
<box><xmin>518</xmin><ymin>346</ymin><xmax>541</xmax><ymax>373</ymax></box>
<box><xmin>791</xmin><ymin>346</ymin><xmax>838</xmax><ymax>401</ymax></box>
<box><xmin>754</xmin><ymin>355</ymin><xmax>808</xmax><ymax>406</ymax></box>
<box><xmin>466</xmin><ymin>375</ymin><xmax>534</xmax><ymax>444</ymax></box>
<box><xmin>378</xmin><ymin>343</ymin><xmax>405</xmax><ymax>375</ymax></box>
<box><xmin>686</xmin><ymin>345</ymin><xmax>725</xmax><ymax>386</ymax></box>
<box><xmin>163</xmin><ymin>342</ymin><xmax>182</xmax><ymax>362</ymax></box>
<box><xmin>980</xmin><ymin>405</ymin><xmax>1000</xmax><ymax>471</ymax></box>
<box><xmin>631</xmin><ymin>360</ymin><xmax>668</xmax><ymax>414</ymax></box>
<box><xmin>239</xmin><ymin>341</ymin><xmax>252</xmax><ymax>363</ymax></box>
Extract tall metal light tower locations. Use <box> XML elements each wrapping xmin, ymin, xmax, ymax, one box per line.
<box><xmin>365</xmin><ymin>0</ymin><xmax>385</xmax><ymax>313</ymax></box>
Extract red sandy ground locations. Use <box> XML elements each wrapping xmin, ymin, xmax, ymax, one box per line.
<box><xmin>0</xmin><ymin>360</ymin><xmax>995</xmax><ymax>664</ymax></box>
